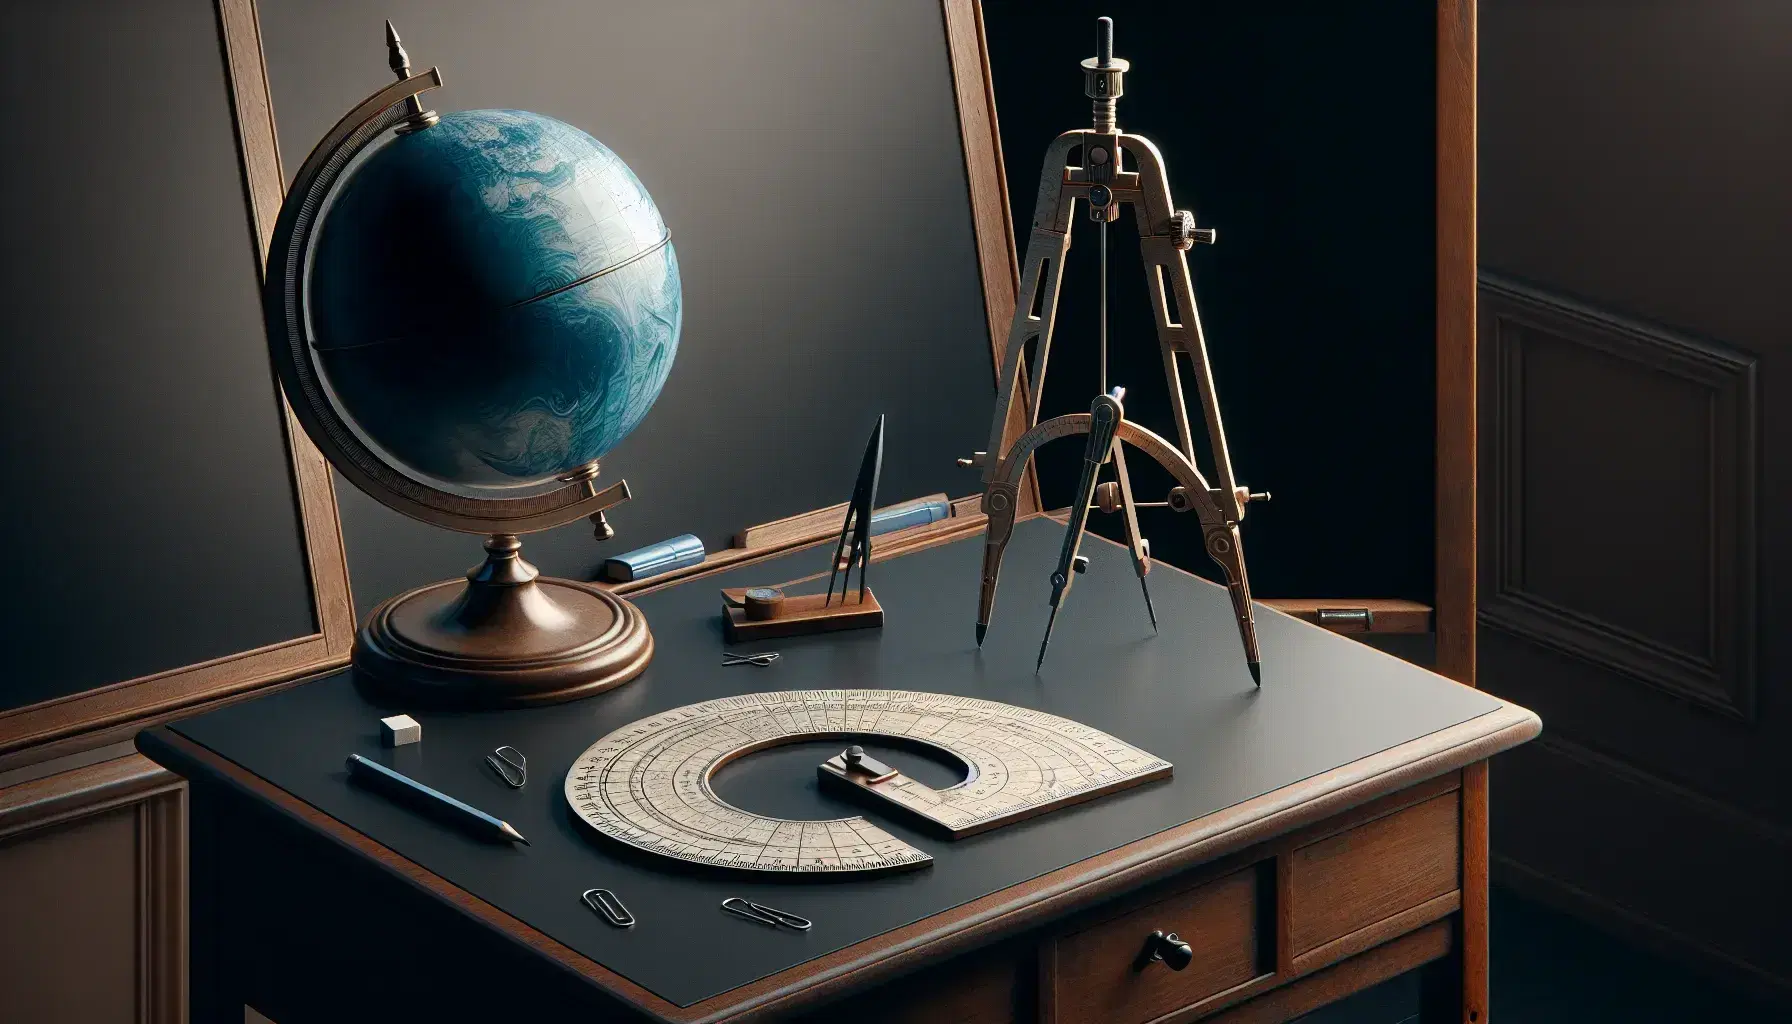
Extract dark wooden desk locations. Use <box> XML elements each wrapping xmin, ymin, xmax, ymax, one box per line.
<box><xmin>141</xmin><ymin>519</ymin><xmax>1537</xmax><ymax>1023</ymax></box>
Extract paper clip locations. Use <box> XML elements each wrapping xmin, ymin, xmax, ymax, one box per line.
<box><xmin>485</xmin><ymin>745</ymin><xmax>526</xmax><ymax>788</ymax></box>
<box><xmin>581</xmin><ymin>887</ymin><xmax>635</xmax><ymax>927</ymax></box>
<box><xmin>720</xmin><ymin>897</ymin><xmax>812</xmax><ymax>931</ymax></box>
<box><xmin>722</xmin><ymin>651</ymin><xmax>781</xmax><ymax>667</ymax></box>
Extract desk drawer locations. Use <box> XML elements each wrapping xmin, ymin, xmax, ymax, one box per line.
<box><xmin>1050</xmin><ymin>866</ymin><xmax>1264</xmax><ymax>1024</ymax></box>
<box><xmin>1284</xmin><ymin>790</ymin><xmax>1460</xmax><ymax>958</ymax></box>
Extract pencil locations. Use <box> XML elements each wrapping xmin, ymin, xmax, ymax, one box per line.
<box><xmin>345</xmin><ymin>753</ymin><xmax>529</xmax><ymax>845</ymax></box>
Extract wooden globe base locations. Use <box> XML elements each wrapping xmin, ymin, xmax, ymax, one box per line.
<box><xmin>353</xmin><ymin>534</ymin><xmax>652</xmax><ymax>708</ymax></box>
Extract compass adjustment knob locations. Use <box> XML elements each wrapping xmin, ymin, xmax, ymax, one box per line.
<box><xmin>1171</xmin><ymin>210</ymin><xmax>1216</xmax><ymax>250</ymax></box>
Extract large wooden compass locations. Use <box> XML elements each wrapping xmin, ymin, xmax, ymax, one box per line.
<box><xmin>963</xmin><ymin>17</ymin><xmax>1268</xmax><ymax>682</ymax></box>
<box><xmin>563</xmin><ymin>690</ymin><xmax>1171</xmax><ymax>875</ymax></box>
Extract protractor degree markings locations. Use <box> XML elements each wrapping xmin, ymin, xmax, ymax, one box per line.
<box><xmin>565</xmin><ymin>691</ymin><xmax>1166</xmax><ymax>874</ymax></box>
<box><xmin>667</xmin><ymin>744</ymin><xmax>762</xmax><ymax>844</ymax></box>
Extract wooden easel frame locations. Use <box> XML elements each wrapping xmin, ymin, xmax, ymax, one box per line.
<box><xmin>0</xmin><ymin>0</ymin><xmax>355</xmax><ymax>773</ymax></box>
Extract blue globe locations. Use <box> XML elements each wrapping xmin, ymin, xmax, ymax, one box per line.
<box><xmin>308</xmin><ymin>108</ymin><xmax>681</xmax><ymax>488</ymax></box>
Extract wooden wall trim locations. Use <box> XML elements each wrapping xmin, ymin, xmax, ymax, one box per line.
<box><xmin>1478</xmin><ymin>273</ymin><xmax>1759</xmax><ymax>722</ymax></box>
<box><xmin>0</xmin><ymin>754</ymin><xmax>181</xmax><ymax>842</ymax></box>
<box><xmin>139</xmin><ymin>783</ymin><xmax>188</xmax><ymax>1024</ymax></box>
<box><xmin>0</xmin><ymin>0</ymin><xmax>354</xmax><ymax>767</ymax></box>
<box><xmin>0</xmin><ymin>754</ymin><xmax>187</xmax><ymax>1023</ymax></box>
<box><xmin>944</xmin><ymin>0</ymin><xmax>1041</xmax><ymax>517</ymax></box>
<box><xmin>1435</xmin><ymin>0</ymin><xmax>1477</xmax><ymax>689</ymax></box>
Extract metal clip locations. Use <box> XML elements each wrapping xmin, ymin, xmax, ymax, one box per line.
<box><xmin>485</xmin><ymin>745</ymin><xmax>526</xmax><ymax>788</ymax></box>
<box><xmin>722</xmin><ymin>651</ymin><xmax>780</xmax><ymax>667</ymax></box>
<box><xmin>581</xmin><ymin>888</ymin><xmax>635</xmax><ymax>927</ymax></box>
<box><xmin>721</xmin><ymin>897</ymin><xmax>812</xmax><ymax>931</ymax></box>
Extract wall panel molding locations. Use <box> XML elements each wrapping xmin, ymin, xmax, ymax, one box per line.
<box><xmin>1478</xmin><ymin>273</ymin><xmax>1758</xmax><ymax>720</ymax></box>
<box><xmin>0</xmin><ymin>756</ymin><xmax>187</xmax><ymax>1023</ymax></box>
<box><xmin>1492</xmin><ymin>734</ymin><xmax>1792</xmax><ymax>1004</ymax></box>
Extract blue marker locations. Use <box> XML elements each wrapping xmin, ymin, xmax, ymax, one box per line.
<box><xmin>602</xmin><ymin>533</ymin><xmax>706</xmax><ymax>582</ymax></box>
<box><xmin>869</xmin><ymin>498</ymin><xmax>951</xmax><ymax>537</ymax></box>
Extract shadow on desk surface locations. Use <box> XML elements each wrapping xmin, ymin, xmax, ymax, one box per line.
<box><xmin>1300</xmin><ymin>887</ymin><xmax>1786</xmax><ymax>1024</ymax></box>
<box><xmin>164</xmin><ymin>518</ymin><xmax>1501</xmax><ymax>1008</ymax></box>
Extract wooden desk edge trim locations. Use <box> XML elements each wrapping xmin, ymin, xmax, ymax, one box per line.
<box><xmin>138</xmin><ymin>701</ymin><xmax>1536</xmax><ymax>1023</ymax></box>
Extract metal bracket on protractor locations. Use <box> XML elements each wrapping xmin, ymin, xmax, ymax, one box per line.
<box><xmin>959</xmin><ymin>17</ymin><xmax>1268</xmax><ymax>684</ymax></box>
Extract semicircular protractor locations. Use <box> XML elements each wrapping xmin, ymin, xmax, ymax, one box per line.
<box><xmin>563</xmin><ymin>689</ymin><xmax>1171</xmax><ymax>875</ymax></box>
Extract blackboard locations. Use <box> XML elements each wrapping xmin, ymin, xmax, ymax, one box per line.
<box><xmin>0</xmin><ymin>1</ymin><xmax>321</xmax><ymax>715</ymax></box>
<box><xmin>256</xmin><ymin>0</ymin><xmax>1005</xmax><ymax>618</ymax></box>
<box><xmin>984</xmin><ymin>1</ymin><xmax>1439</xmax><ymax>605</ymax></box>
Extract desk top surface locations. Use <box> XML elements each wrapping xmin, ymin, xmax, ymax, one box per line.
<box><xmin>163</xmin><ymin>518</ymin><xmax>1509</xmax><ymax>1009</ymax></box>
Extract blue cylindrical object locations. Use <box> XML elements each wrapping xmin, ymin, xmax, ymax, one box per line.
<box><xmin>602</xmin><ymin>533</ymin><xmax>706</xmax><ymax>582</ymax></box>
<box><xmin>869</xmin><ymin>498</ymin><xmax>951</xmax><ymax>537</ymax></box>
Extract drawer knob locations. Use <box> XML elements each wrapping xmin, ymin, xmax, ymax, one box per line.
<box><xmin>1140</xmin><ymin>929</ymin><xmax>1193</xmax><ymax>972</ymax></box>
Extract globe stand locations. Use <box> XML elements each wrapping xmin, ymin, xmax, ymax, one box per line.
<box><xmin>263</xmin><ymin>30</ymin><xmax>673</xmax><ymax>710</ymax></box>
<box><xmin>354</xmin><ymin>533</ymin><xmax>653</xmax><ymax>707</ymax></box>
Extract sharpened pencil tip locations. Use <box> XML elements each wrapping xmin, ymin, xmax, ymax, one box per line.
<box><xmin>502</xmin><ymin>822</ymin><xmax>529</xmax><ymax>845</ymax></box>
<box><xmin>1248</xmin><ymin>661</ymin><xmax>1261</xmax><ymax>687</ymax></box>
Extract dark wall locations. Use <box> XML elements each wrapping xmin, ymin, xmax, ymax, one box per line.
<box><xmin>256</xmin><ymin>0</ymin><xmax>999</xmax><ymax>618</ymax></box>
<box><xmin>982</xmin><ymin>1</ymin><xmax>1438</xmax><ymax>601</ymax></box>
<box><xmin>0</xmin><ymin>0</ymin><xmax>317</xmax><ymax>711</ymax></box>
<box><xmin>1478</xmin><ymin>0</ymin><xmax>1792</xmax><ymax>999</ymax></box>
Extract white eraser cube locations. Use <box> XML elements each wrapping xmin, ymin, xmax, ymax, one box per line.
<box><xmin>380</xmin><ymin>714</ymin><xmax>421</xmax><ymax>747</ymax></box>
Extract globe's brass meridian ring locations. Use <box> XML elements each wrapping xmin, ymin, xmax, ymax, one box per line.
<box><xmin>258</xmin><ymin>28</ymin><xmax>680</xmax><ymax>709</ymax></box>
<box><xmin>261</xmin><ymin>69</ymin><xmax>630</xmax><ymax>536</ymax></box>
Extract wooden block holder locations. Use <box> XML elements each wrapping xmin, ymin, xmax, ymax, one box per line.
<box><xmin>721</xmin><ymin>586</ymin><xmax>884</xmax><ymax>642</ymax></box>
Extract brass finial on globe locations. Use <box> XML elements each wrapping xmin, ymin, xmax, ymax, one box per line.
<box><xmin>260</xmin><ymin>26</ymin><xmax>681</xmax><ymax>707</ymax></box>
